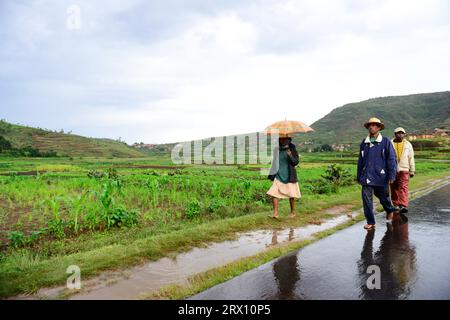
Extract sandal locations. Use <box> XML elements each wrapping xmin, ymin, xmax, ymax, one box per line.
<box><xmin>268</xmin><ymin>215</ymin><xmax>280</xmax><ymax>220</ymax></box>
<box><xmin>399</xmin><ymin>206</ymin><xmax>408</xmax><ymax>214</ymax></box>
<box><xmin>364</xmin><ymin>224</ymin><xmax>375</xmax><ymax>230</ymax></box>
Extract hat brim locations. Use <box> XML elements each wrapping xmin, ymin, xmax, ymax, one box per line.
<box><xmin>364</xmin><ymin>122</ymin><xmax>385</xmax><ymax>130</ymax></box>
<box><xmin>394</xmin><ymin>130</ymin><xmax>405</xmax><ymax>134</ymax></box>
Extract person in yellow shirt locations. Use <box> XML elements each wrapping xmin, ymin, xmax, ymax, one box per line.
<box><xmin>390</xmin><ymin>127</ymin><xmax>416</xmax><ymax>213</ymax></box>
<box><xmin>394</xmin><ymin>138</ymin><xmax>404</xmax><ymax>161</ymax></box>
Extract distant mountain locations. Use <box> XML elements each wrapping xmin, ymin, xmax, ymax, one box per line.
<box><xmin>0</xmin><ymin>120</ymin><xmax>145</xmax><ymax>158</ymax></box>
<box><xmin>293</xmin><ymin>91</ymin><xmax>450</xmax><ymax>148</ymax></box>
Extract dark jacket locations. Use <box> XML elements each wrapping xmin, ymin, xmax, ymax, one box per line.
<box><xmin>357</xmin><ymin>134</ymin><xmax>397</xmax><ymax>187</ymax></box>
<box><xmin>268</xmin><ymin>142</ymin><xmax>300</xmax><ymax>183</ymax></box>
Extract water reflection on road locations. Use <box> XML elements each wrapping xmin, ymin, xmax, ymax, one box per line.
<box><xmin>358</xmin><ymin>214</ymin><xmax>416</xmax><ymax>299</ymax></box>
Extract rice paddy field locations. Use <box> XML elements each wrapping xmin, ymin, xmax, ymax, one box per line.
<box><xmin>0</xmin><ymin>153</ymin><xmax>449</xmax><ymax>298</ymax></box>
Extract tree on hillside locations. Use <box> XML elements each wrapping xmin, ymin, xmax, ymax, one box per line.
<box><xmin>0</xmin><ymin>135</ymin><xmax>12</xmax><ymax>151</ymax></box>
<box><xmin>321</xmin><ymin>144</ymin><xmax>333</xmax><ymax>152</ymax></box>
<box><xmin>313</xmin><ymin>144</ymin><xmax>333</xmax><ymax>152</ymax></box>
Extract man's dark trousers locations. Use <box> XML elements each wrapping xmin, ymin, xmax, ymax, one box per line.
<box><xmin>362</xmin><ymin>184</ymin><xmax>395</xmax><ymax>225</ymax></box>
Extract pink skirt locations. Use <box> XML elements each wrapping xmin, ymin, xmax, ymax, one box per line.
<box><xmin>266</xmin><ymin>178</ymin><xmax>301</xmax><ymax>199</ymax></box>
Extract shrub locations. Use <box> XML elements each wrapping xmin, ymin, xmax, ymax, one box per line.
<box><xmin>186</xmin><ymin>199</ymin><xmax>202</xmax><ymax>219</ymax></box>
<box><xmin>47</xmin><ymin>219</ymin><xmax>65</xmax><ymax>238</ymax></box>
<box><xmin>105</xmin><ymin>207</ymin><xmax>139</xmax><ymax>228</ymax></box>
<box><xmin>6</xmin><ymin>228</ymin><xmax>48</xmax><ymax>249</ymax></box>
<box><xmin>0</xmin><ymin>135</ymin><xmax>12</xmax><ymax>152</ymax></box>
<box><xmin>5</xmin><ymin>146</ymin><xmax>58</xmax><ymax>157</ymax></box>
<box><xmin>27</xmin><ymin>228</ymin><xmax>48</xmax><ymax>245</ymax></box>
<box><xmin>85</xmin><ymin>209</ymin><xmax>101</xmax><ymax>231</ymax></box>
<box><xmin>168</xmin><ymin>169</ymin><xmax>184</xmax><ymax>176</ymax></box>
<box><xmin>107</xmin><ymin>168</ymin><xmax>120</xmax><ymax>180</ymax></box>
<box><xmin>313</xmin><ymin>144</ymin><xmax>333</xmax><ymax>152</ymax></box>
<box><xmin>97</xmin><ymin>179</ymin><xmax>137</xmax><ymax>229</ymax></box>
<box><xmin>322</xmin><ymin>164</ymin><xmax>354</xmax><ymax>187</ymax></box>
<box><xmin>306</xmin><ymin>179</ymin><xmax>334</xmax><ymax>194</ymax></box>
<box><xmin>305</xmin><ymin>165</ymin><xmax>354</xmax><ymax>194</ymax></box>
<box><xmin>7</xmin><ymin>231</ymin><xmax>25</xmax><ymax>248</ymax></box>
<box><xmin>207</xmin><ymin>199</ymin><xmax>225</xmax><ymax>214</ymax></box>
<box><xmin>87</xmin><ymin>170</ymin><xmax>106</xmax><ymax>179</ymax></box>
<box><xmin>146</xmin><ymin>170</ymin><xmax>160</xmax><ymax>176</ymax></box>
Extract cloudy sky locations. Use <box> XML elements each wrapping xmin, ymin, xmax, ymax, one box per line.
<box><xmin>1</xmin><ymin>0</ymin><xmax>449</xmax><ymax>144</ymax></box>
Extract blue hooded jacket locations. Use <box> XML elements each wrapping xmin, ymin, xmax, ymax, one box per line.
<box><xmin>357</xmin><ymin>134</ymin><xmax>397</xmax><ymax>187</ymax></box>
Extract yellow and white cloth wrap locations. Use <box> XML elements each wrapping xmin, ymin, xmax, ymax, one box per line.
<box><xmin>266</xmin><ymin>178</ymin><xmax>301</xmax><ymax>199</ymax></box>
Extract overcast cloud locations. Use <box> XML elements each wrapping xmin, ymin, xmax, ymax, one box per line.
<box><xmin>1</xmin><ymin>0</ymin><xmax>449</xmax><ymax>143</ymax></box>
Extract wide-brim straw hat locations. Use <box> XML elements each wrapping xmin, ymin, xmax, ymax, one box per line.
<box><xmin>364</xmin><ymin>117</ymin><xmax>385</xmax><ymax>130</ymax></box>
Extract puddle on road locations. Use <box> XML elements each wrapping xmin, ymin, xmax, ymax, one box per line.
<box><xmin>34</xmin><ymin>213</ymin><xmax>354</xmax><ymax>300</ymax></box>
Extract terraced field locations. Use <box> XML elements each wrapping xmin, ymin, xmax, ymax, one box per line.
<box><xmin>0</xmin><ymin>120</ymin><xmax>144</xmax><ymax>158</ymax></box>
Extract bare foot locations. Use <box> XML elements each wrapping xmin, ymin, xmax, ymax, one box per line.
<box><xmin>268</xmin><ymin>213</ymin><xmax>279</xmax><ymax>220</ymax></box>
<box><xmin>364</xmin><ymin>224</ymin><xmax>375</xmax><ymax>230</ymax></box>
<box><xmin>386</xmin><ymin>212</ymin><xmax>393</xmax><ymax>222</ymax></box>
<box><xmin>288</xmin><ymin>212</ymin><xmax>296</xmax><ymax>218</ymax></box>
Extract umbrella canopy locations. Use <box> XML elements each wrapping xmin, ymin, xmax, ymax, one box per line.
<box><xmin>264</xmin><ymin>120</ymin><xmax>314</xmax><ymax>136</ymax></box>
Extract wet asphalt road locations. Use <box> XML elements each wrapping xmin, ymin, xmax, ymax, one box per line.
<box><xmin>191</xmin><ymin>183</ymin><xmax>450</xmax><ymax>300</ymax></box>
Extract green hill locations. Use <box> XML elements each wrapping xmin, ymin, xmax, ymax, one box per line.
<box><xmin>0</xmin><ymin>120</ymin><xmax>145</xmax><ymax>158</ymax></box>
<box><xmin>293</xmin><ymin>91</ymin><xmax>450</xmax><ymax>148</ymax></box>
<box><xmin>146</xmin><ymin>91</ymin><xmax>450</xmax><ymax>155</ymax></box>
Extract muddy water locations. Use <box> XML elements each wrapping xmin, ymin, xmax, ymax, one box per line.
<box><xmin>0</xmin><ymin>170</ymin><xmax>46</xmax><ymax>176</ymax></box>
<box><xmin>191</xmin><ymin>183</ymin><xmax>450</xmax><ymax>300</ymax></box>
<box><xmin>65</xmin><ymin>215</ymin><xmax>352</xmax><ymax>299</ymax></box>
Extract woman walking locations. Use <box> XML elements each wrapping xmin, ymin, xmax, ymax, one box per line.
<box><xmin>266</xmin><ymin>134</ymin><xmax>301</xmax><ymax>219</ymax></box>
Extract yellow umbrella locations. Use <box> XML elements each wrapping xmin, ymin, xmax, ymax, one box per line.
<box><xmin>264</xmin><ymin>119</ymin><xmax>314</xmax><ymax>137</ymax></box>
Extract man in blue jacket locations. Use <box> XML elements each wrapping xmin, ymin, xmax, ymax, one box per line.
<box><xmin>357</xmin><ymin>117</ymin><xmax>397</xmax><ymax>230</ymax></box>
